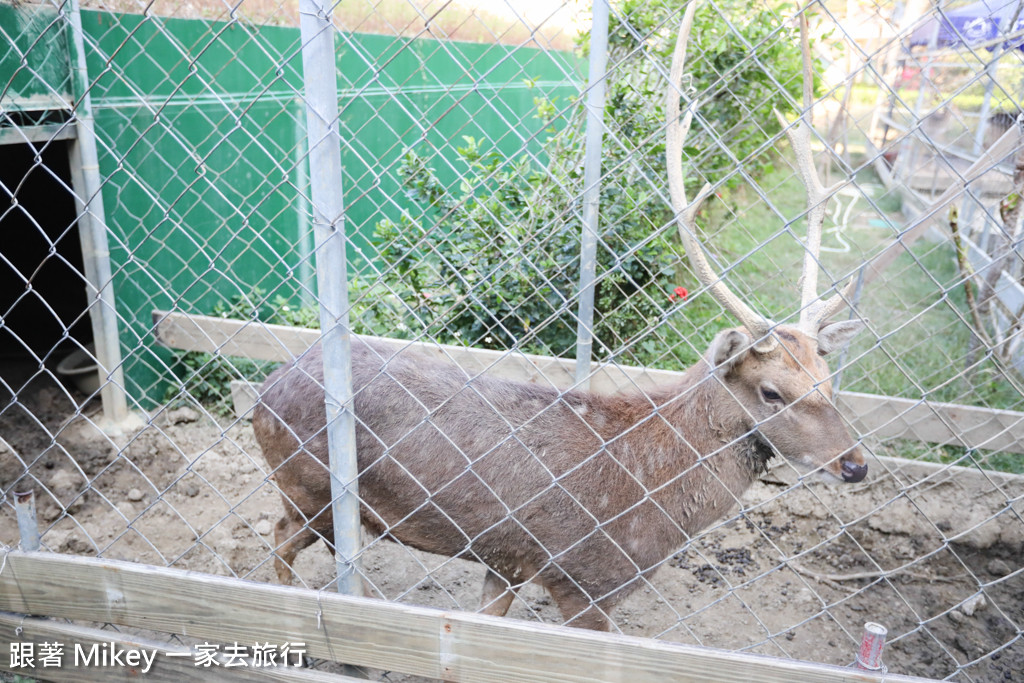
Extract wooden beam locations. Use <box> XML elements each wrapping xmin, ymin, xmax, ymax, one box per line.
<box><xmin>0</xmin><ymin>552</ymin><xmax>928</xmax><ymax>683</ymax></box>
<box><xmin>157</xmin><ymin>310</ymin><xmax>1024</xmax><ymax>454</ymax></box>
<box><xmin>0</xmin><ymin>611</ymin><xmax>358</xmax><ymax>682</ymax></box>
<box><xmin>0</xmin><ymin>551</ymin><xmax>440</xmax><ymax>679</ymax></box>
<box><xmin>0</xmin><ymin>122</ymin><xmax>77</xmax><ymax>146</ymax></box>
<box><xmin>837</xmin><ymin>392</ymin><xmax>1024</xmax><ymax>455</ymax></box>
<box><xmin>153</xmin><ymin>310</ymin><xmax>317</xmax><ymax>366</ymax></box>
<box><xmin>152</xmin><ymin>310</ymin><xmax>676</xmax><ymax>395</ymax></box>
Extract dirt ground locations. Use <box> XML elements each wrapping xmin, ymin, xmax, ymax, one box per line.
<box><xmin>2</xmin><ymin>373</ymin><xmax>1023</xmax><ymax>682</ymax></box>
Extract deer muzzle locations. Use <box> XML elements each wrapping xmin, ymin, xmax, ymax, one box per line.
<box><xmin>841</xmin><ymin>459</ymin><xmax>868</xmax><ymax>483</ymax></box>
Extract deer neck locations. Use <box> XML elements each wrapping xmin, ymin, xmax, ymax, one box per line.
<box><xmin>625</xmin><ymin>366</ymin><xmax>772</xmax><ymax>534</ymax></box>
<box><xmin>684</xmin><ymin>369</ymin><xmax>772</xmax><ymax>481</ymax></box>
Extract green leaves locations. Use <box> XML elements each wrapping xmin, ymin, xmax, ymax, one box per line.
<box><xmin>371</xmin><ymin>125</ymin><xmax>684</xmax><ymax>357</ymax></box>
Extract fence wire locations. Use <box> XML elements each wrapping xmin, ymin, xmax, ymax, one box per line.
<box><xmin>2</xmin><ymin>0</ymin><xmax>1024</xmax><ymax>680</ymax></box>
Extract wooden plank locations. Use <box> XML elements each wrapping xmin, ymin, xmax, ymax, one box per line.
<box><xmin>0</xmin><ymin>551</ymin><xmax>932</xmax><ymax>683</ymax></box>
<box><xmin>963</xmin><ymin>234</ymin><xmax>1024</xmax><ymax>314</ymax></box>
<box><xmin>153</xmin><ymin>310</ymin><xmax>319</xmax><ymax>365</ymax></box>
<box><xmin>231</xmin><ymin>379</ymin><xmax>260</xmax><ymax>417</ymax></box>
<box><xmin>153</xmin><ymin>310</ymin><xmax>678</xmax><ymax>395</ymax></box>
<box><xmin>0</xmin><ymin>551</ymin><xmax>442</xmax><ymax>679</ymax></box>
<box><xmin>837</xmin><ymin>392</ymin><xmax>1024</xmax><ymax>455</ymax></box>
<box><xmin>436</xmin><ymin>613</ymin><xmax>929</xmax><ymax>683</ymax></box>
<box><xmin>0</xmin><ymin>612</ymin><xmax>356</xmax><ymax>682</ymax></box>
<box><xmin>0</xmin><ymin>122</ymin><xmax>77</xmax><ymax>146</ymax></box>
<box><xmin>767</xmin><ymin>453</ymin><xmax>1024</xmax><ymax>492</ymax></box>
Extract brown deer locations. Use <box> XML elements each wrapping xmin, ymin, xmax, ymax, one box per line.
<box><xmin>253</xmin><ymin>4</ymin><xmax>867</xmax><ymax>631</ymax></box>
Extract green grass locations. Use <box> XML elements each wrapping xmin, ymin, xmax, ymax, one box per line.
<box><xmin>848</xmin><ymin>80</ymin><xmax>1020</xmax><ymax>117</ymax></box>
<box><xmin>847</xmin><ymin>56</ymin><xmax>1024</xmax><ymax>115</ymax></box>
<box><xmin>849</xmin><ymin>82</ymin><xmax>884</xmax><ymax>110</ymax></box>
<box><xmin>894</xmin><ymin>87</ymin><xmax>1021</xmax><ymax>115</ymax></box>
<box><xmin>670</xmin><ymin>158</ymin><xmax>1017</xmax><ymax>405</ymax></box>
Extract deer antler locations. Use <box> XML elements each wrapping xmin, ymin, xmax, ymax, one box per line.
<box><xmin>775</xmin><ymin>9</ymin><xmax>858</xmax><ymax>337</ymax></box>
<box><xmin>665</xmin><ymin>2</ymin><xmax>777</xmax><ymax>353</ymax></box>
<box><xmin>667</xmin><ymin>2</ymin><xmax>858</xmax><ymax>352</ymax></box>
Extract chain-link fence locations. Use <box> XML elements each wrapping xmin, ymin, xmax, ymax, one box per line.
<box><xmin>2</xmin><ymin>0</ymin><xmax>1024</xmax><ymax>679</ymax></box>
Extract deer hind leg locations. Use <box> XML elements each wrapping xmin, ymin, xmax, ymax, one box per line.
<box><xmin>561</xmin><ymin>603</ymin><xmax>612</xmax><ymax>631</ymax></box>
<box><xmin>479</xmin><ymin>569</ymin><xmax>519</xmax><ymax>617</ymax></box>
<box><xmin>276</xmin><ymin>506</ymin><xmax>377</xmax><ymax>597</ymax></box>
<box><xmin>544</xmin><ymin>574</ymin><xmax>612</xmax><ymax>631</ymax></box>
<box><xmin>273</xmin><ymin>498</ymin><xmax>333</xmax><ymax>585</ymax></box>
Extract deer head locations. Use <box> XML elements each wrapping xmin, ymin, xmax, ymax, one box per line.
<box><xmin>666</xmin><ymin>2</ymin><xmax>867</xmax><ymax>483</ymax></box>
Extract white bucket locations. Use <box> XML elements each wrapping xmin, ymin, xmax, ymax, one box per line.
<box><xmin>56</xmin><ymin>344</ymin><xmax>101</xmax><ymax>395</ymax></box>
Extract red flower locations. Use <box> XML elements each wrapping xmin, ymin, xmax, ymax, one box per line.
<box><xmin>669</xmin><ymin>286</ymin><xmax>689</xmax><ymax>302</ymax></box>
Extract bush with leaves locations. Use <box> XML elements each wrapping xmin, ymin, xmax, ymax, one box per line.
<box><xmin>372</xmin><ymin>131</ymin><xmax>681</xmax><ymax>359</ymax></box>
<box><xmin>602</xmin><ymin>0</ymin><xmax>805</xmax><ymax>185</ymax></box>
<box><xmin>372</xmin><ymin>140</ymin><xmax>667</xmax><ymax>357</ymax></box>
<box><xmin>370</xmin><ymin>0</ymin><xmax>807</xmax><ymax>363</ymax></box>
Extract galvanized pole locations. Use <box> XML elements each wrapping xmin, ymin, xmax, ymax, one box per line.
<box><xmin>298</xmin><ymin>0</ymin><xmax>362</xmax><ymax>596</ymax></box>
<box><xmin>66</xmin><ymin>0</ymin><xmax>130</xmax><ymax>425</ymax></box>
<box><xmin>15</xmin><ymin>491</ymin><xmax>40</xmax><ymax>552</ymax></box>
<box><xmin>293</xmin><ymin>98</ymin><xmax>315</xmax><ymax>307</ymax></box>
<box><xmin>574</xmin><ymin>0</ymin><xmax>610</xmax><ymax>388</ymax></box>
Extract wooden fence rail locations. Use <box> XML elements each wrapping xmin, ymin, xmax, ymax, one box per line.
<box><xmin>0</xmin><ymin>550</ymin><xmax>932</xmax><ymax>682</ymax></box>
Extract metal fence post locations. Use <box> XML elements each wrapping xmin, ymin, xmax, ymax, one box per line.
<box><xmin>574</xmin><ymin>0</ymin><xmax>610</xmax><ymax>388</ymax></box>
<box><xmin>15</xmin><ymin>491</ymin><xmax>40</xmax><ymax>552</ymax></box>
<box><xmin>66</xmin><ymin>0</ymin><xmax>131</xmax><ymax>427</ymax></box>
<box><xmin>294</xmin><ymin>97</ymin><xmax>316</xmax><ymax>307</ymax></box>
<box><xmin>298</xmin><ymin>0</ymin><xmax>362</xmax><ymax>596</ymax></box>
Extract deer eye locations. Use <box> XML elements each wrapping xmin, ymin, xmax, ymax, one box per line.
<box><xmin>760</xmin><ymin>387</ymin><xmax>783</xmax><ymax>403</ymax></box>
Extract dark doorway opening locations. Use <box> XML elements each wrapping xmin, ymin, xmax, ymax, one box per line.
<box><xmin>0</xmin><ymin>140</ymin><xmax>91</xmax><ymax>388</ymax></box>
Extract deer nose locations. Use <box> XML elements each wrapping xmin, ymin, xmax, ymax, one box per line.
<box><xmin>841</xmin><ymin>460</ymin><xmax>868</xmax><ymax>483</ymax></box>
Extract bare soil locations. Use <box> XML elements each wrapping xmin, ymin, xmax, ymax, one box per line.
<box><xmin>2</xmin><ymin>374</ymin><xmax>1022</xmax><ymax>682</ymax></box>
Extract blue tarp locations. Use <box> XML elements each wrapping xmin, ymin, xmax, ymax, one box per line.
<box><xmin>910</xmin><ymin>0</ymin><xmax>1024</xmax><ymax>49</ymax></box>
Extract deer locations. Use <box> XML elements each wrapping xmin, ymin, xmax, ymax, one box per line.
<box><xmin>252</xmin><ymin>2</ymin><xmax>868</xmax><ymax>631</ymax></box>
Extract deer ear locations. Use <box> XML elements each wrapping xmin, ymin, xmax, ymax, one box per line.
<box><xmin>817</xmin><ymin>319</ymin><xmax>866</xmax><ymax>355</ymax></box>
<box><xmin>710</xmin><ymin>329</ymin><xmax>752</xmax><ymax>371</ymax></box>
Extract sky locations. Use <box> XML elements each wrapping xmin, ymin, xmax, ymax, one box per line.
<box><xmin>453</xmin><ymin>0</ymin><xmax>584</xmax><ymax>32</ymax></box>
